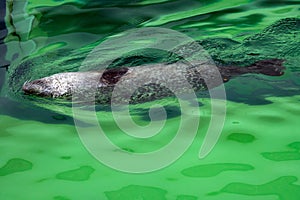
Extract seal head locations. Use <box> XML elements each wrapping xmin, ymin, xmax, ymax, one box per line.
<box><xmin>22</xmin><ymin>79</ymin><xmax>57</xmax><ymax>97</ymax></box>
<box><xmin>22</xmin><ymin>74</ymin><xmax>74</xmax><ymax>98</ymax></box>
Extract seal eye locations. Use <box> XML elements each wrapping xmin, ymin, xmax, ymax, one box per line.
<box><xmin>223</xmin><ymin>77</ymin><xmax>230</xmax><ymax>82</ymax></box>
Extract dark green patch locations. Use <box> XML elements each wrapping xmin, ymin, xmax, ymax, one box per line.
<box><xmin>176</xmin><ymin>194</ymin><xmax>198</xmax><ymax>200</ymax></box>
<box><xmin>60</xmin><ymin>156</ymin><xmax>72</xmax><ymax>160</ymax></box>
<box><xmin>288</xmin><ymin>142</ymin><xmax>300</xmax><ymax>150</ymax></box>
<box><xmin>105</xmin><ymin>185</ymin><xmax>167</xmax><ymax>200</ymax></box>
<box><xmin>56</xmin><ymin>166</ymin><xmax>95</xmax><ymax>181</ymax></box>
<box><xmin>227</xmin><ymin>133</ymin><xmax>255</xmax><ymax>143</ymax></box>
<box><xmin>53</xmin><ymin>196</ymin><xmax>71</xmax><ymax>200</ymax></box>
<box><xmin>262</xmin><ymin>142</ymin><xmax>300</xmax><ymax>161</ymax></box>
<box><xmin>52</xmin><ymin>114</ymin><xmax>67</xmax><ymax>120</ymax></box>
<box><xmin>181</xmin><ymin>163</ymin><xmax>254</xmax><ymax>177</ymax></box>
<box><xmin>0</xmin><ymin>158</ymin><xmax>33</xmax><ymax>176</ymax></box>
<box><xmin>262</xmin><ymin>151</ymin><xmax>300</xmax><ymax>161</ymax></box>
<box><xmin>121</xmin><ymin>147</ymin><xmax>135</xmax><ymax>153</ymax></box>
<box><xmin>218</xmin><ymin>176</ymin><xmax>300</xmax><ymax>200</ymax></box>
<box><xmin>37</xmin><ymin>178</ymin><xmax>49</xmax><ymax>183</ymax></box>
<box><xmin>166</xmin><ymin>177</ymin><xmax>178</xmax><ymax>181</ymax></box>
<box><xmin>257</xmin><ymin>115</ymin><xmax>284</xmax><ymax>123</ymax></box>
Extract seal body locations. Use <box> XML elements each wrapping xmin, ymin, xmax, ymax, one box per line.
<box><xmin>22</xmin><ymin>59</ymin><xmax>284</xmax><ymax>104</ymax></box>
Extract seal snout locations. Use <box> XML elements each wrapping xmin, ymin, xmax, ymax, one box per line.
<box><xmin>22</xmin><ymin>79</ymin><xmax>50</xmax><ymax>96</ymax></box>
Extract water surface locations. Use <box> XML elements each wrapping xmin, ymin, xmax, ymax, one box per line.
<box><xmin>1</xmin><ymin>0</ymin><xmax>300</xmax><ymax>199</ymax></box>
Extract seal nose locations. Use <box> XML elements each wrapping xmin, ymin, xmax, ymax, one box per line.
<box><xmin>22</xmin><ymin>79</ymin><xmax>45</xmax><ymax>95</ymax></box>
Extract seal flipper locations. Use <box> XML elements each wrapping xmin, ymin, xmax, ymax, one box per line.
<box><xmin>247</xmin><ymin>59</ymin><xmax>285</xmax><ymax>76</ymax></box>
<box><xmin>100</xmin><ymin>67</ymin><xmax>129</xmax><ymax>85</ymax></box>
<box><xmin>219</xmin><ymin>59</ymin><xmax>285</xmax><ymax>82</ymax></box>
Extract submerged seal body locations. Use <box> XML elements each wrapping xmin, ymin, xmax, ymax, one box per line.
<box><xmin>22</xmin><ymin>59</ymin><xmax>284</xmax><ymax>103</ymax></box>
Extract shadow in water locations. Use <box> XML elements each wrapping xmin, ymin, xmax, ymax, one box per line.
<box><xmin>132</xmin><ymin>105</ymin><xmax>182</xmax><ymax>122</ymax></box>
<box><xmin>0</xmin><ymin>97</ymin><xmax>75</xmax><ymax>125</ymax></box>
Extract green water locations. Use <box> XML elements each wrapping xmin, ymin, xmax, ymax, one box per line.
<box><xmin>1</xmin><ymin>0</ymin><xmax>300</xmax><ymax>199</ymax></box>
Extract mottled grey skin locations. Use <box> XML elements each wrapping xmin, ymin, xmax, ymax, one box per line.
<box><xmin>22</xmin><ymin>59</ymin><xmax>284</xmax><ymax>104</ymax></box>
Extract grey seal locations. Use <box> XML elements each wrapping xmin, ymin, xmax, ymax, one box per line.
<box><xmin>22</xmin><ymin>59</ymin><xmax>284</xmax><ymax>104</ymax></box>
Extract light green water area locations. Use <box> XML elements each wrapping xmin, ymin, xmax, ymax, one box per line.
<box><xmin>1</xmin><ymin>0</ymin><xmax>300</xmax><ymax>199</ymax></box>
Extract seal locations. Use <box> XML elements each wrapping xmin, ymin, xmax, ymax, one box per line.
<box><xmin>22</xmin><ymin>59</ymin><xmax>285</xmax><ymax>103</ymax></box>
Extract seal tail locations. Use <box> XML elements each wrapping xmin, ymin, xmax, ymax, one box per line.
<box><xmin>246</xmin><ymin>59</ymin><xmax>285</xmax><ymax>76</ymax></box>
